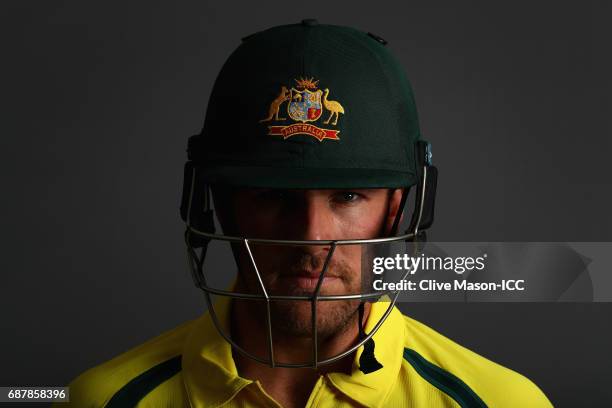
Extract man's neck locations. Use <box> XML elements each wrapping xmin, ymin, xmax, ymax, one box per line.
<box><xmin>230</xmin><ymin>298</ymin><xmax>370</xmax><ymax>408</ymax></box>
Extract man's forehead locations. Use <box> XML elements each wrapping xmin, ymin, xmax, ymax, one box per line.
<box><xmin>216</xmin><ymin>186</ymin><xmax>392</xmax><ymax>195</ymax></box>
<box><xmin>246</xmin><ymin>187</ymin><xmax>386</xmax><ymax>192</ymax></box>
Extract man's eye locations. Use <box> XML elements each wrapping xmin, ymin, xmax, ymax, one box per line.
<box><xmin>334</xmin><ymin>192</ymin><xmax>361</xmax><ymax>203</ymax></box>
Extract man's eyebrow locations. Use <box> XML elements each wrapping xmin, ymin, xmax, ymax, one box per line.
<box><xmin>334</xmin><ymin>188</ymin><xmax>388</xmax><ymax>194</ymax></box>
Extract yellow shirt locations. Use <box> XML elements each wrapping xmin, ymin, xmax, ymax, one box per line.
<box><xmin>58</xmin><ymin>297</ymin><xmax>552</xmax><ymax>407</ymax></box>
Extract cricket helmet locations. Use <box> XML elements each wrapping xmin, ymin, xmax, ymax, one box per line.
<box><xmin>180</xmin><ymin>20</ymin><xmax>438</xmax><ymax>369</ymax></box>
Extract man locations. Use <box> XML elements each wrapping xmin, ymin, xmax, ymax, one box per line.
<box><xmin>61</xmin><ymin>20</ymin><xmax>552</xmax><ymax>407</ymax></box>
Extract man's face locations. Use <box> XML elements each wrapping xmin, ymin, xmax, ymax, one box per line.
<box><xmin>215</xmin><ymin>188</ymin><xmax>403</xmax><ymax>341</ymax></box>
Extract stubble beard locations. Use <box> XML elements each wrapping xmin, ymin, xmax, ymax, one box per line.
<box><xmin>270</xmin><ymin>297</ymin><xmax>361</xmax><ymax>340</ymax></box>
<box><xmin>241</xmin><ymin>250</ymin><xmax>363</xmax><ymax>340</ymax></box>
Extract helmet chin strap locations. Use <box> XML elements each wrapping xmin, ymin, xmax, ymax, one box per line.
<box><xmin>356</xmin><ymin>187</ymin><xmax>409</xmax><ymax>374</ymax></box>
<box><xmin>357</xmin><ymin>302</ymin><xmax>384</xmax><ymax>374</ymax></box>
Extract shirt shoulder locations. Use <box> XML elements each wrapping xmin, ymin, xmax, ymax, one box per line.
<box><xmin>56</xmin><ymin>319</ymin><xmax>197</xmax><ymax>408</ymax></box>
<box><xmin>400</xmin><ymin>314</ymin><xmax>553</xmax><ymax>408</ymax></box>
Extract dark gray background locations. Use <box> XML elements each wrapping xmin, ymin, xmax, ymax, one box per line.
<box><xmin>1</xmin><ymin>1</ymin><xmax>610</xmax><ymax>407</ymax></box>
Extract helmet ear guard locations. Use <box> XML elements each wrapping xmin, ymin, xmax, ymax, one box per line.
<box><xmin>407</xmin><ymin>140</ymin><xmax>438</xmax><ymax>240</ymax></box>
<box><xmin>180</xmin><ymin>159</ymin><xmax>215</xmax><ymax>249</ymax></box>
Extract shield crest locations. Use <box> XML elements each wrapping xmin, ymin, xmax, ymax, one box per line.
<box><xmin>287</xmin><ymin>88</ymin><xmax>323</xmax><ymax>122</ymax></box>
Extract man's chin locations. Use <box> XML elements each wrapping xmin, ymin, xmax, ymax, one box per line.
<box><xmin>270</xmin><ymin>299</ymin><xmax>359</xmax><ymax>339</ymax></box>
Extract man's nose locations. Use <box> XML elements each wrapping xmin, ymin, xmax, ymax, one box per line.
<box><xmin>294</xmin><ymin>196</ymin><xmax>334</xmax><ymax>243</ymax></box>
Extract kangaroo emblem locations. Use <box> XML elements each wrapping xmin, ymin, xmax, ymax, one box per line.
<box><xmin>259</xmin><ymin>86</ymin><xmax>291</xmax><ymax>122</ymax></box>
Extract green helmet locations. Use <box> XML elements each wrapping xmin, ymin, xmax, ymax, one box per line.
<box><xmin>180</xmin><ymin>20</ymin><xmax>438</xmax><ymax>369</ymax></box>
<box><xmin>187</xmin><ymin>19</ymin><xmax>425</xmax><ymax>189</ymax></box>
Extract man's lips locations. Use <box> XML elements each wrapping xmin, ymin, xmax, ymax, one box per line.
<box><xmin>284</xmin><ymin>269</ymin><xmax>341</xmax><ymax>278</ymax></box>
<box><xmin>279</xmin><ymin>270</ymin><xmax>341</xmax><ymax>289</ymax></box>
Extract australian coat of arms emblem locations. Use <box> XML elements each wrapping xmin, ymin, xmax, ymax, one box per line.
<box><xmin>260</xmin><ymin>77</ymin><xmax>345</xmax><ymax>141</ymax></box>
